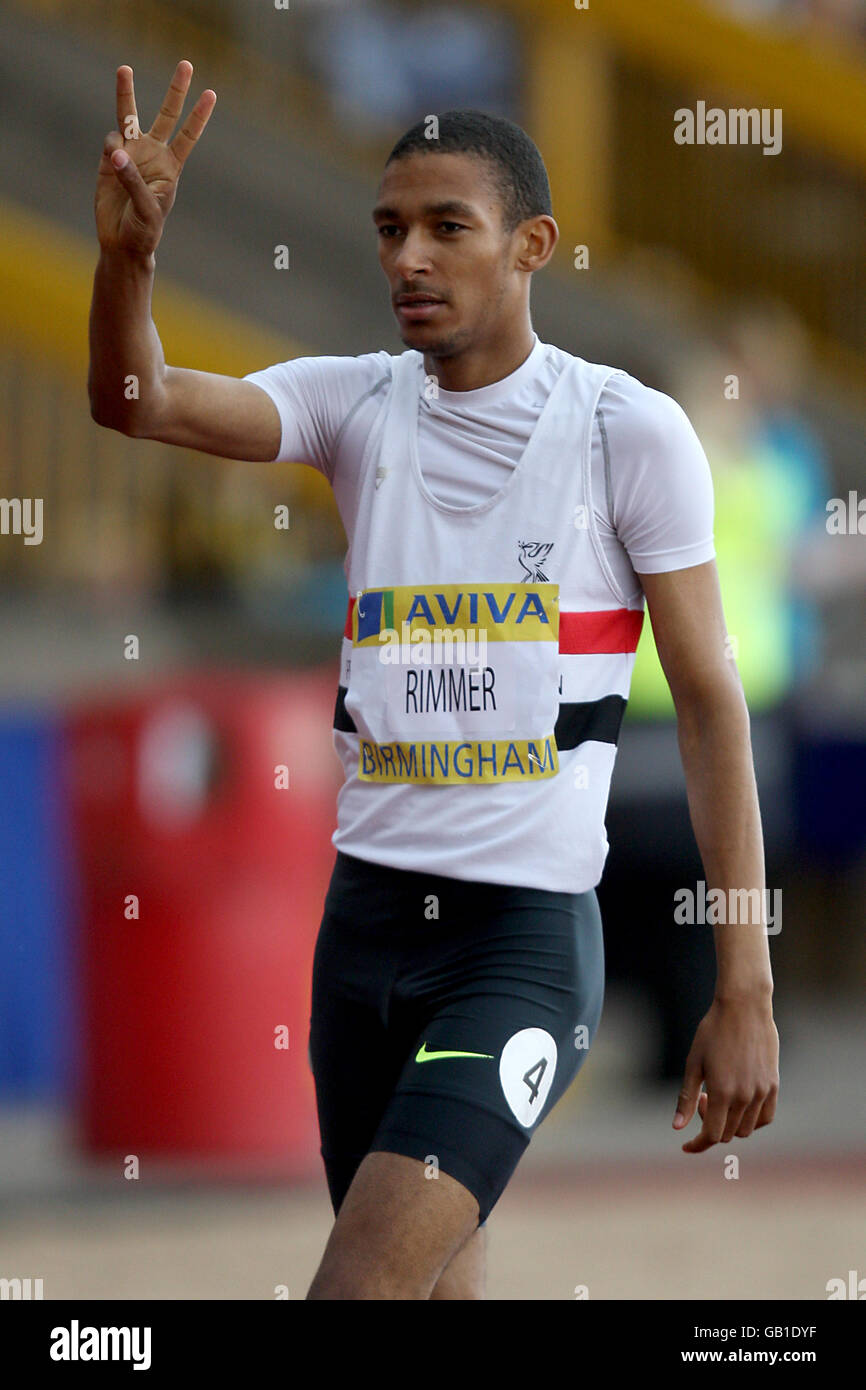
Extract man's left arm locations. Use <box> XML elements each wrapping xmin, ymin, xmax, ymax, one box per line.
<box><xmin>637</xmin><ymin>558</ymin><xmax>780</xmax><ymax>1153</ymax></box>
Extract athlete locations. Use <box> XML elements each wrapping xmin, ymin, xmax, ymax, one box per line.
<box><xmin>89</xmin><ymin>60</ymin><xmax>780</xmax><ymax>1300</ymax></box>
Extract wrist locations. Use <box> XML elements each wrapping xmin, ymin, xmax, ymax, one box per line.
<box><xmin>99</xmin><ymin>246</ymin><xmax>156</xmax><ymax>273</ymax></box>
<box><xmin>714</xmin><ymin>980</ymin><xmax>774</xmax><ymax>1006</ymax></box>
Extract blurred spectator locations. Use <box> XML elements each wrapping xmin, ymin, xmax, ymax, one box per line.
<box><xmin>723</xmin><ymin>301</ymin><xmax>835</xmax><ymax>678</ymax></box>
<box><xmin>602</xmin><ymin>308</ymin><xmax>832</xmax><ymax>1083</ymax></box>
<box><xmin>300</xmin><ymin>0</ymin><xmax>519</xmax><ymax>134</ymax></box>
<box><xmin>630</xmin><ymin>308</ymin><xmax>829</xmax><ymax>715</ymax></box>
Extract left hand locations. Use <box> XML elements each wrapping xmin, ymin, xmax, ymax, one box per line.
<box><xmin>673</xmin><ymin>996</ymin><xmax>779</xmax><ymax>1153</ymax></box>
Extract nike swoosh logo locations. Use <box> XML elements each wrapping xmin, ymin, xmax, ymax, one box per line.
<box><xmin>415</xmin><ymin>1042</ymin><xmax>495</xmax><ymax>1064</ymax></box>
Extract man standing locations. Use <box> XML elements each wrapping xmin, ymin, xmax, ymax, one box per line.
<box><xmin>89</xmin><ymin>61</ymin><xmax>779</xmax><ymax>1300</ymax></box>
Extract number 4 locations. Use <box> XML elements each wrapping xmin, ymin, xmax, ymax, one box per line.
<box><xmin>523</xmin><ymin>1056</ymin><xmax>547</xmax><ymax>1104</ymax></box>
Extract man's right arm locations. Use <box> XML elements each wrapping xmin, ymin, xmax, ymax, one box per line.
<box><xmin>89</xmin><ymin>60</ymin><xmax>281</xmax><ymax>463</ymax></box>
<box><xmin>88</xmin><ymin>248</ymin><xmax>281</xmax><ymax>461</ymax></box>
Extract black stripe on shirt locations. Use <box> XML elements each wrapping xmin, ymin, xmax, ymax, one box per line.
<box><xmin>333</xmin><ymin>685</ymin><xmax>627</xmax><ymax>748</ymax></box>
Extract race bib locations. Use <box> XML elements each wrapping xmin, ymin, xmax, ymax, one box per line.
<box><xmin>345</xmin><ymin>582</ymin><xmax>561</xmax><ymax>785</ymax></box>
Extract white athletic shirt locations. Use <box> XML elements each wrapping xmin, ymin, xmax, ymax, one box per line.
<box><xmin>244</xmin><ymin>334</ymin><xmax>715</xmax><ymax>891</ymax></box>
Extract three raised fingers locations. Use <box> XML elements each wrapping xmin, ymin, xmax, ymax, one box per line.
<box><xmin>114</xmin><ymin>60</ymin><xmax>216</xmax><ymax>163</ymax></box>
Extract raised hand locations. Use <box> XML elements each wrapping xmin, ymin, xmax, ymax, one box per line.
<box><xmin>95</xmin><ymin>60</ymin><xmax>216</xmax><ymax>256</ymax></box>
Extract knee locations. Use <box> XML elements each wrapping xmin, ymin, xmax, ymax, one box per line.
<box><xmin>306</xmin><ymin>1256</ymin><xmax>431</xmax><ymax>1300</ymax></box>
<box><xmin>428</xmin><ymin>1278</ymin><xmax>485</xmax><ymax>1300</ymax></box>
<box><xmin>306</xmin><ymin>1231</ymin><xmax>436</xmax><ymax>1299</ymax></box>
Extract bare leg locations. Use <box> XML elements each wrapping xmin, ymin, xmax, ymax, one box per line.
<box><xmin>306</xmin><ymin>1150</ymin><xmax>480</xmax><ymax>1300</ymax></box>
<box><xmin>429</xmin><ymin>1224</ymin><xmax>486</xmax><ymax>1299</ymax></box>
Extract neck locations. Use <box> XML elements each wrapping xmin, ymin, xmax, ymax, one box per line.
<box><xmin>423</xmin><ymin>322</ymin><xmax>536</xmax><ymax>392</ymax></box>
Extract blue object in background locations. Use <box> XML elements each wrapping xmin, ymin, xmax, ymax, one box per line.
<box><xmin>0</xmin><ymin>709</ymin><xmax>78</xmax><ymax>1100</ymax></box>
<box><xmin>794</xmin><ymin>729</ymin><xmax>866</xmax><ymax>865</ymax></box>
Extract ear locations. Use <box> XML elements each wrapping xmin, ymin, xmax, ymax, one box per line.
<box><xmin>514</xmin><ymin>215</ymin><xmax>558</xmax><ymax>273</ymax></box>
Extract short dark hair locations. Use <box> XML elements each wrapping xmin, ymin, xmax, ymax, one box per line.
<box><xmin>385</xmin><ymin>110</ymin><xmax>552</xmax><ymax>233</ymax></box>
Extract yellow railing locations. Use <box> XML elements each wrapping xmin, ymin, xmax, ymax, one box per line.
<box><xmin>515</xmin><ymin>0</ymin><xmax>866</xmax><ymax>385</ymax></box>
<box><xmin>21</xmin><ymin>0</ymin><xmax>866</xmax><ymax>169</ymax></box>
<box><xmin>14</xmin><ymin>0</ymin><xmax>863</xmax><ymax>385</ymax></box>
<box><xmin>0</xmin><ymin>199</ymin><xmax>337</xmax><ymax>591</ymax></box>
<box><xmin>520</xmin><ymin>0</ymin><xmax>866</xmax><ymax>170</ymax></box>
<box><xmin>2</xmin><ymin>0</ymin><xmax>864</xmax><ymax>595</ymax></box>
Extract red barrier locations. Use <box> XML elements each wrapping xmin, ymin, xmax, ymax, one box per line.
<box><xmin>63</xmin><ymin>668</ymin><xmax>342</xmax><ymax>1174</ymax></box>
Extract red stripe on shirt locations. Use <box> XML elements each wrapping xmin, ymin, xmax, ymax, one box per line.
<box><xmin>559</xmin><ymin>609</ymin><xmax>644</xmax><ymax>654</ymax></box>
<box><xmin>345</xmin><ymin>595</ymin><xmax>643</xmax><ymax>653</ymax></box>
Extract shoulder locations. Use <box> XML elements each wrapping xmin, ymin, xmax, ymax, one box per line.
<box><xmin>242</xmin><ymin>349</ymin><xmax>400</xmax><ymax>471</ymax></box>
<box><xmin>596</xmin><ymin>371</ymin><xmax>701</xmax><ymax>453</ymax></box>
<box><xmin>245</xmin><ymin>348</ymin><xmax>395</xmax><ymax>406</ymax></box>
<box><xmin>535</xmin><ymin>344</ymin><xmax>668</xmax><ymax>417</ymax></box>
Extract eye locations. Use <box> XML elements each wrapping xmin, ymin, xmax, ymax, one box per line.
<box><xmin>438</xmin><ymin>222</ymin><xmax>466</xmax><ymax>233</ymax></box>
<box><xmin>377</xmin><ymin>224</ymin><xmax>402</xmax><ymax>238</ymax></box>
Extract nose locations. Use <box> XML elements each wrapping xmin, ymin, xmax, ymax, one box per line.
<box><xmin>391</xmin><ymin>229</ymin><xmax>433</xmax><ymax>280</ymax></box>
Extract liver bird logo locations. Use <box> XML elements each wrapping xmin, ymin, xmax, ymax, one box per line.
<box><xmin>518</xmin><ymin>541</ymin><xmax>554</xmax><ymax>583</ymax></box>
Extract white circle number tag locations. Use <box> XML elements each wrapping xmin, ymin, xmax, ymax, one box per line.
<box><xmin>499</xmin><ymin>1028</ymin><xmax>557</xmax><ymax>1127</ymax></box>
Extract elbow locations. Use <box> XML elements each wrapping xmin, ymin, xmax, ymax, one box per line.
<box><xmin>672</xmin><ymin>664</ymin><xmax>752</xmax><ymax>736</ymax></box>
<box><xmin>89</xmin><ymin>392</ymin><xmax>134</xmax><ymax>437</ymax></box>
<box><xmin>90</xmin><ymin>404</ymin><xmax>123</xmax><ymax>435</ymax></box>
<box><xmin>88</xmin><ymin>381</ymin><xmax>113</xmax><ymax>431</ymax></box>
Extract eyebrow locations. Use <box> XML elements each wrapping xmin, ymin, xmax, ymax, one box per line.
<box><xmin>371</xmin><ymin>199</ymin><xmax>478</xmax><ymax>222</ymax></box>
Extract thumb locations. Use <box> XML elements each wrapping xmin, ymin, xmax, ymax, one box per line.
<box><xmin>110</xmin><ymin>147</ymin><xmax>159</xmax><ymax>223</ymax></box>
<box><xmin>673</xmin><ymin>1053</ymin><xmax>703</xmax><ymax>1129</ymax></box>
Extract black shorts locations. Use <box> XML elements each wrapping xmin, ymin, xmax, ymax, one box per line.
<box><xmin>308</xmin><ymin>850</ymin><xmax>605</xmax><ymax>1226</ymax></box>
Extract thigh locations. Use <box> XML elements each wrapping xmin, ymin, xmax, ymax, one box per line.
<box><xmin>307</xmin><ymin>1150</ymin><xmax>479</xmax><ymax>1300</ymax></box>
<box><xmin>371</xmin><ymin>884</ymin><xmax>606</xmax><ymax>1223</ymax></box>
<box><xmin>308</xmin><ymin>853</ymin><xmax>421</xmax><ymax>1214</ymax></box>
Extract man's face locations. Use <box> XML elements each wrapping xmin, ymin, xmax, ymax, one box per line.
<box><xmin>373</xmin><ymin>151</ymin><xmax>518</xmax><ymax>358</ymax></box>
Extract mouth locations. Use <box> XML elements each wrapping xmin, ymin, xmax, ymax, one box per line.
<box><xmin>395</xmin><ymin>295</ymin><xmax>446</xmax><ymax>321</ymax></box>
